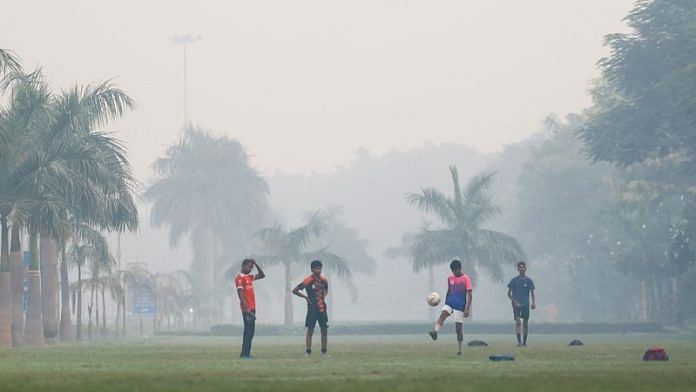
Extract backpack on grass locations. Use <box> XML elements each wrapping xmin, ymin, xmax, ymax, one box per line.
<box><xmin>642</xmin><ymin>347</ymin><xmax>669</xmax><ymax>361</ymax></box>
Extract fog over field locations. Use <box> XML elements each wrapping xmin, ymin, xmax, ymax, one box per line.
<box><xmin>4</xmin><ymin>0</ymin><xmax>695</xmax><ymax>334</ymax></box>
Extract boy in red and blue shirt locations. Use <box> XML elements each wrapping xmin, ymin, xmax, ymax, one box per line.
<box><xmin>292</xmin><ymin>260</ymin><xmax>329</xmax><ymax>356</ymax></box>
<box><xmin>429</xmin><ymin>259</ymin><xmax>473</xmax><ymax>355</ymax></box>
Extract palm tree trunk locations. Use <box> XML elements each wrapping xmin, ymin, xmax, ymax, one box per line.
<box><xmin>59</xmin><ymin>241</ymin><xmax>74</xmax><ymax>341</ymax></box>
<box><xmin>200</xmin><ymin>227</ymin><xmax>216</xmax><ymax>326</ymax></box>
<box><xmin>101</xmin><ymin>287</ymin><xmax>106</xmax><ymax>337</ymax></box>
<box><xmin>0</xmin><ymin>216</ymin><xmax>12</xmax><ymax>346</ymax></box>
<box><xmin>639</xmin><ymin>280</ymin><xmax>648</xmax><ymax>321</ymax></box>
<box><xmin>95</xmin><ymin>285</ymin><xmax>100</xmax><ymax>337</ymax></box>
<box><xmin>121</xmin><ymin>282</ymin><xmax>126</xmax><ymax>337</ymax></box>
<box><xmin>76</xmin><ymin>263</ymin><xmax>82</xmax><ymax>340</ymax></box>
<box><xmin>428</xmin><ymin>265</ymin><xmax>435</xmax><ymax>321</ymax></box>
<box><xmin>39</xmin><ymin>234</ymin><xmax>59</xmax><ymax>340</ymax></box>
<box><xmin>88</xmin><ymin>285</ymin><xmax>94</xmax><ymax>340</ymax></box>
<box><xmin>24</xmin><ymin>229</ymin><xmax>44</xmax><ymax>346</ymax></box>
<box><xmin>284</xmin><ymin>261</ymin><xmax>293</xmax><ymax>326</ymax></box>
<box><xmin>114</xmin><ymin>294</ymin><xmax>120</xmax><ymax>337</ymax></box>
<box><xmin>9</xmin><ymin>225</ymin><xmax>24</xmax><ymax>346</ymax></box>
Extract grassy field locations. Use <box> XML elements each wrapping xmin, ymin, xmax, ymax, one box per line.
<box><xmin>0</xmin><ymin>334</ymin><xmax>695</xmax><ymax>391</ymax></box>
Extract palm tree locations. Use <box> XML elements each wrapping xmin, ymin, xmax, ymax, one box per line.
<box><xmin>144</xmin><ymin>126</ymin><xmax>269</xmax><ymax>325</ymax></box>
<box><xmin>3</xmin><ymin>70</ymin><xmax>138</xmax><ymax>344</ymax></box>
<box><xmin>0</xmin><ymin>48</ymin><xmax>22</xmax><ymax>346</ymax></box>
<box><xmin>254</xmin><ymin>211</ymin><xmax>354</xmax><ymax>326</ymax></box>
<box><xmin>0</xmin><ymin>69</ymin><xmax>52</xmax><ymax>346</ymax></box>
<box><xmin>404</xmin><ymin>167</ymin><xmax>526</xmax><ymax>284</ymax></box>
<box><xmin>49</xmin><ymin>82</ymin><xmax>138</xmax><ymax>341</ymax></box>
<box><xmin>153</xmin><ymin>271</ymin><xmax>194</xmax><ymax>331</ymax></box>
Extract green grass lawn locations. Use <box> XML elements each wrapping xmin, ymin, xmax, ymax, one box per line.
<box><xmin>0</xmin><ymin>334</ymin><xmax>695</xmax><ymax>391</ymax></box>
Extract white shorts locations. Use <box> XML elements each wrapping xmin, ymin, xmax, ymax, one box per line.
<box><xmin>442</xmin><ymin>304</ymin><xmax>465</xmax><ymax>323</ymax></box>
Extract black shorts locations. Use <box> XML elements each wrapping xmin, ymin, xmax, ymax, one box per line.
<box><xmin>305</xmin><ymin>308</ymin><xmax>329</xmax><ymax>329</ymax></box>
<box><xmin>513</xmin><ymin>305</ymin><xmax>530</xmax><ymax>320</ymax></box>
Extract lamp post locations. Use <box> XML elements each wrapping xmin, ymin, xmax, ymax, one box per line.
<box><xmin>171</xmin><ymin>35</ymin><xmax>202</xmax><ymax>125</ymax></box>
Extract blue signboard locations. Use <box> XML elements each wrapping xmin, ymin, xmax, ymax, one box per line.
<box><xmin>131</xmin><ymin>284</ymin><xmax>158</xmax><ymax>315</ymax></box>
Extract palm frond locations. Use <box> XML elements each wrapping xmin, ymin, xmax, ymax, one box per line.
<box><xmin>407</xmin><ymin>188</ymin><xmax>456</xmax><ymax>226</ymax></box>
<box><xmin>471</xmin><ymin>229</ymin><xmax>526</xmax><ymax>282</ymax></box>
<box><xmin>304</xmin><ymin>248</ymin><xmax>353</xmax><ymax>279</ymax></box>
<box><xmin>0</xmin><ymin>48</ymin><xmax>21</xmax><ymax>78</ymax></box>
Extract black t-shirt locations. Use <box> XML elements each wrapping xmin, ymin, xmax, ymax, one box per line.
<box><xmin>507</xmin><ymin>276</ymin><xmax>535</xmax><ymax>306</ymax></box>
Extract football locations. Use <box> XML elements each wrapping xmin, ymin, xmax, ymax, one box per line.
<box><xmin>426</xmin><ymin>292</ymin><xmax>441</xmax><ymax>306</ymax></box>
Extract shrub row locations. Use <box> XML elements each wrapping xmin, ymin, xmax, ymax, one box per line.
<box><xmin>154</xmin><ymin>322</ymin><xmax>667</xmax><ymax>337</ymax></box>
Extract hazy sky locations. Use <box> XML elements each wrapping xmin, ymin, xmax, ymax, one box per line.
<box><xmin>2</xmin><ymin>0</ymin><xmax>634</xmax><ymax>178</ymax></box>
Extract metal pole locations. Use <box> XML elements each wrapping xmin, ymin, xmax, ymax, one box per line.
<box><xmin>183</xmin><ymin>43</ymin><xmax>188</xmax><ymax>125</ymax></box>
<box><xmin>171</xmin><ymin>35</ymin><xmax>201</xmax><ymax>126</ymax></box>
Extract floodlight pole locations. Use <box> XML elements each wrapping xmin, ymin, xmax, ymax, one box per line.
<box><xmin>171</xmin><ymin>35</ymin><xmax>202</xmax><ymax>125</ymax></box>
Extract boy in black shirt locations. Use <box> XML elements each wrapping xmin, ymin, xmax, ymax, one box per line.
<box><xmin>507</xmin><ymin>261</ymin><xmax>536</xmax><ymax>346</ymax></box>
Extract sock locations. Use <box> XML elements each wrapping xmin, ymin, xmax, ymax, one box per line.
<box><xmin>321</xmin><ymin>348</ymin><xmax>327</xmax><ymax>353</ymax></box>
<box><xmin>306</xmin><ymin>349</ymin><xmax>311</xmax><ymax>354</ymax></box>
<box><xmin>516</xmin><ymin>334</ymin><xmax>521</xmax><ymax>343</ymax></box>
<box><xmin>523</xmin><ymin>335</ymin><xmax>527</xmax><ymax>345</ymax></box>
<box><xmin>434</xmin><ymin>323</ymin><xmax>441</xmax><ymax>333</ymax></box>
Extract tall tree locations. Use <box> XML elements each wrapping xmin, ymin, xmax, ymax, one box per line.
<box><xmin>0</xmin><ymin>68</ymin><xmax>52</xmax><ymax>345</ymax></box>
<box><xmin>579</xmin><ymin>0</ymin><xmax>696</xmax><ymax>322</ymax></box>
<box><xmin>144</xmin><ymin>126</ymin><xmax>269</xmax><ymax>325</ymax></box>
<box><xmin>0</xmin><ymin>48</ymin><xmax>22</xmax><ymax>346</ymax></box>
<box><xmin>254</xmin><ymin>211</ymin><xmax>354</xmax><ymax>326</ymax></box>
<box><xmin>404</xmin><ymin>167</ymin><xmax>526</xmax><ymax>284</ymax></box>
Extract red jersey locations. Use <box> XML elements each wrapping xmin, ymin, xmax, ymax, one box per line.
<box><xmin>235</xmin><ymin>273</ymin><xmax>256</xmax><ymax>311</ymax></box>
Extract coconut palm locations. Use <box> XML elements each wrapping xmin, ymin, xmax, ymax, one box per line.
<box><xmin>48</xmin><ymin>82</ymin><xmax>138</xmax><ymax>341</ymax></box>
<box><xmin>153</xmin><ymin>271</ymin><xmax>194</xmax><ymax>330</ymax></box>
<box><xmin>0</xmin><ymin>69</ymin><xmax>52</xmax><ymax>345</ymax></box>
<box><xmin>2</xmin><ymin>69</ymin><xmax>138</xmax><ymax>344</ymax></box>
<box><xmin>254</xmin><ymin>211</ymin><xmax>354</xmax><ymax>326</ymax></box>
<box><xmin>144</xmin><ymin>126</ymin><xmax>269</xmax><ymax>325</ymax></box>
<box><xmin>404</xmin><ymin>167</ymin><xmax>526</xmax><ymax>283</ymax></box>
<box><xmin>0</xmin><ymin>50</ymin><xmax>22</xmax><ymax>345</ymax></box>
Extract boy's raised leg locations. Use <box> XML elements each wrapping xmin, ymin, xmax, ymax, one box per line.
<box><xmin>429</xmin><ymin>310</ymin><xmax>450</xmax><ymax>340</ymax></box>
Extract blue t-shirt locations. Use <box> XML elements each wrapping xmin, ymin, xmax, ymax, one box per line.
<box><xmin>507</xmin><ymin>276</ymin><xmax>535</xmax><ymax>306</ymax></box>
<box><xmin>444</xmin><ymin>273</ymin><xmax>472</xmax><ymax>311</ymax></box>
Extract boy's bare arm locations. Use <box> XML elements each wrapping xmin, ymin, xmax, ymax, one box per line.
<box><xmin>253</xmin><ymin>262</ymin><xmax>265</xmax><ymax>280</ymax></box>
<box><xmin>292</xmin><ymin>284</ymin><xmax>308</xmax><ymax>300</ymax></box>
<box><xmin>508</xmin><ymin>288</ymin><xmax>519</xmax><ymax>307</ymax></box>
<box><xmin>464</xmin><ymin>290</ymin><xmax>473</xmax><ymax>317</ymax></box>
<box><xmin>531</xmin><ymin>289</ymin><xmax>536</xmax><ymax>309</ymax></box>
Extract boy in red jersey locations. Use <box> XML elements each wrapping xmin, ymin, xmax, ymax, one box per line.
<box><xmin>429</xmin><ymin>259</ymin><xmax>473</xmax><ymax>355</ymax></box>
<box><xmin>232</xmin><ymin>258</ymin><xmax>265</xmax><ymax>359</ymax></box>
<box><xmin>292</xmin><ymin>260</ymin><xmax>329</xmax><ymax>357</ymax></box>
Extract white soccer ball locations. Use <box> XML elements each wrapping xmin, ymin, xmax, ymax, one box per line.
<box><xmin>426</xmin><ymin>292</ymin><xmax>441</xmax><ymax>307</ymax></box>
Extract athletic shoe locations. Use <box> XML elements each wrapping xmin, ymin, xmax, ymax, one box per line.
<box><xmin>429</xmin><ymin>330</ymin><xmax>438</xmax><ymax>341</ymax></box>
<box><xmin>240</xmin><ymin>355</ymin><xmax>253</xmax><ymax>360</ymax></box>
<box><xmin>457</xmin><ymin>351</ymin><xmax>462</xmax><ymax>356</ymax></box>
